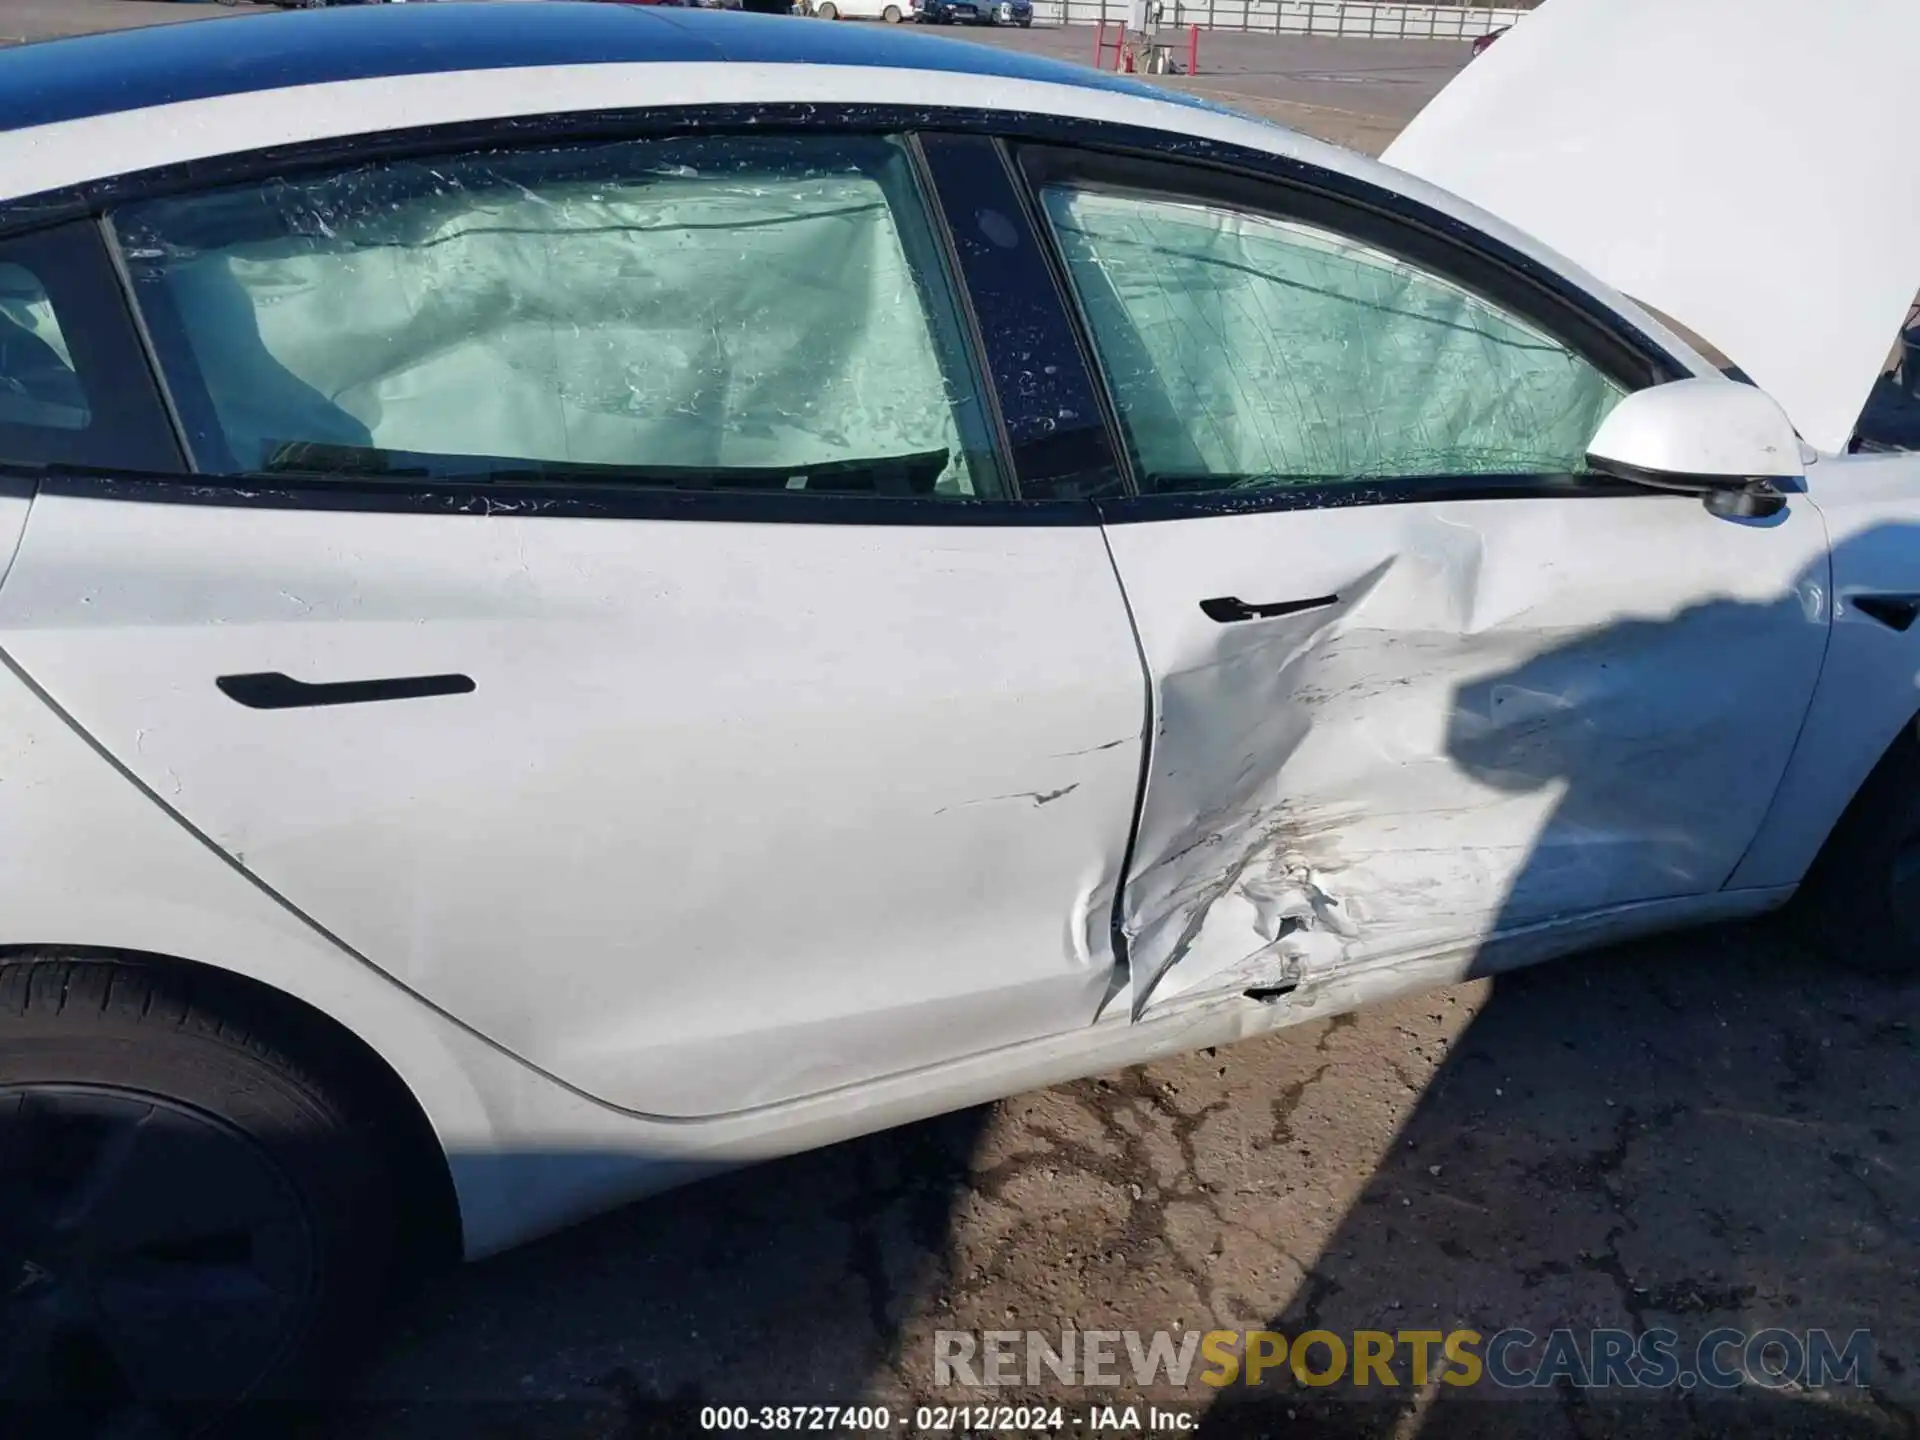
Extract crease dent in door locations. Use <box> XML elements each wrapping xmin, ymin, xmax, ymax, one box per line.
<box><xmin>1125</xmin><ymin>554</ymin><xmax>1403</xmax><ymax>1018</ymax></box>
<box><xmin>1121</xmin><ymin>506</ymin><xmax>1799</xmax><ymax>1017</ymax></box>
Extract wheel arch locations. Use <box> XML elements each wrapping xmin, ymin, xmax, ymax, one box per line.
<box><xmin>1728</xmin><ymin>485</ymin><xmax>1920</xmax><ymax>893</ymax></box>
<box><xmin>1729</xmin><ymin>678</ymin><xmax>1920</xmax><ymax>891</ymax></box>
<box><xmin>0</xmin><ymin>634</ymin><xmax>550</xmax><ymax>1259</ymax></box>
<box><xmin>0</xmin><ymin>943</ymin><xmax>465</xmax><ymax>1286</ymax></box>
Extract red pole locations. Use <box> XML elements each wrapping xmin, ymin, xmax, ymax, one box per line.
<box><xmin>1187</xmin><ymin>23</ymin><xmax>1198</xmax><ymax>74</ymax></box>
<box><xmin>1094</xmin><ymin>19</ymin><xmax>1106</xmax><ymax>68</ymax></box>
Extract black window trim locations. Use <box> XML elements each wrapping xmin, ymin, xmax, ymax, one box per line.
<box><xmin>0</xmin><ymin>101</ymin><xmax>1694</xmax><ymax>525</ymax></box>
<box><xmin>913</xmin><ymin>132</ymin><xmax>1128</xmax><ymax>503</ymax></box>
<box><xmin>0</xmin><ymin>219</ymin><xmax>183</xmax><ymax>477</ymax></box>
<box><xmin>900</xmin><ymin>132</ymin><xmax>1025</xmax><ymax>503</ymax></box>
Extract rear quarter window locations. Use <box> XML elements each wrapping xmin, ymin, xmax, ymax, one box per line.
<box><xmin>0</xmin><ymin>222</ymin><xmax>179</xmax><ymax>473</ymax></box>
<box><xmin>0</xmin><ymin>261</ymin><xmax>88</xmax><ymax>432</ymax></box>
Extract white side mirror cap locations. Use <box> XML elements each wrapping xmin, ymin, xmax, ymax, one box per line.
<box><xmin>1587</xmin><ymin>377</ymin><xmax>1804</xmax><ymax>483</ymax></box>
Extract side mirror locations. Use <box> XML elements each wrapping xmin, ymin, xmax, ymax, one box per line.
<box><xmin>1585</xmin><ymin>377</ymin><xmax>1802</xmax><ymax>519</ymax></box>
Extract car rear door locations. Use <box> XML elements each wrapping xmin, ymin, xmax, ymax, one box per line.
<box><xmin>0</xmin><ymin>125</ymin><xmax>1148</xmax><ymax>1117</ymax></box>
<box><xmin>1014</xmin><ymin>143</ymin><xmax>1831</xmax><ymax>1017</ymax></box>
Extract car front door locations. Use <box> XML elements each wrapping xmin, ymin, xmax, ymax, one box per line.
<box><xmin>1016</xmin><ymin>145</ymin><xmax>1832</xmax><ymax>1016</ymax></box>
<box><xmin>0</xmin><ymin>127</ymin><xmax>1148</xmax><ymax>1117</ymax></box>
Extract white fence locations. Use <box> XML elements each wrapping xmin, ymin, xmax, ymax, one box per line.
<box><xmin>1031</xmin><ymin>0</ymin><xmax>1528</xmax><ymax>37</ymax></box>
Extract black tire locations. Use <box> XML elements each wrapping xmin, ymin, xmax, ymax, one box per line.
<box><xmin>1794</xmin><ymin>716</ymin><xmax>1920</xmax><ymax>974</ymax></box>
<box><xmin>0</xmin><ymin>958</ymin><xmax>396</xmax><ymax>1438</ymax></box>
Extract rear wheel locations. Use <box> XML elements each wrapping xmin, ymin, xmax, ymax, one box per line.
<box><xmin>1795</xmin><ymin>717</ymin><xmax>1920</xmax><ymax>973</ymax></box>
<box><xmin>882</xmin><ymin>4</ymin><xmax>902</xmax><ymax>19</ymax></box>
<box><xmin>0</xmin><ymin>959</ymin><xmax>396</xmax><ymax>1437</ymax></box>
<box><xmin>816</xmin><ymin>2</ymin><xmax>838</xmax><ymax>16</ymax></box>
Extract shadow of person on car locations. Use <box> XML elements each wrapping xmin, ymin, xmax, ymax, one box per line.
<box><xmin>1195</xmin><ymin>519</ymin><xmax>1920</xmax><ymax>1437</ymax></box>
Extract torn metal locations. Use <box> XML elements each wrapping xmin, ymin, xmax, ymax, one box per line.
<box><xmin>1105</xmin><ymin>496</ymin><xmax>1829</xmax><ymax>1018</ymax></box>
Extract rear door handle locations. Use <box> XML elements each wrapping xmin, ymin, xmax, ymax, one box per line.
<box><xmin>1852</xmin><ymin>594</ymin><xmax>1920</xmax><ymax>633</ymax></box>
<box><xmin>1199</xmin><ymin>594</ymin><xmax>1339</xmax><ymax>624</ymax></box>
<box><xmin>216</xmin><ymin>671</ymin><xmax>475</xmax><ymax>710</ymax></box>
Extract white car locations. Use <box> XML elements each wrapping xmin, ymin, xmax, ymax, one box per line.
<box><xmin>810</xmin><ymin>0</ymin><xmax>915</xmax><ymax>21</ymax></box>
<box><xmin>1</xmin><ymin>0</ymin><xmax>1916</xmax><ymax>1426</ymax></box>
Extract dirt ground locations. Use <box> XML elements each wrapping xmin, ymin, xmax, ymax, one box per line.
<box><xmin>314</xmin><ymin>923</ymin><xmax>1920</xmax><ymax>1440</ymax></box>
<box><xmin>7</xmin><ymin>6</ymin><xmax>1917</xmax><ymax>1436</ymax></box>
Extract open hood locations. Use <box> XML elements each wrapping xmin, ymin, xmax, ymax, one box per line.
<box><xmin>1383</xmin><ymin>0</ymin><xmax>1920</xmax><ymax>454</ymax></box>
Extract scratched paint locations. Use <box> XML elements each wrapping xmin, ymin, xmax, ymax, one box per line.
<box><xmin>1103</xmin><ymin>492</ymin><xmax>1830</xmax><ymax>1016</ymax></box>
<box><xmin>0</xmin><ymin>496</ymin><xmax>1150</xmax><ymax>1121</ymax></box>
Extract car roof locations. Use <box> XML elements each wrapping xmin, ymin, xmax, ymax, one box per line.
<box><xmin>0</xmin><ymin>1</ymin><xmax>1209</xmax><ymax>134</ymax></box>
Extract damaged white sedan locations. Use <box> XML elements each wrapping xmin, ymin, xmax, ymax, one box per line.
<box><xmin>1</xmin><ymin>0</ymin><xmax>1917</xmax><ymax>1425</ymax></box>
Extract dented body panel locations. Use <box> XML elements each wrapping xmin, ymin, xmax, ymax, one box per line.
<box><xmin>5</xmin><ymin>2</ymin><xmax>1920</xmax><ymax>1268</ymax></box>
<box><xmin>1103</xmin><ymin>492</ymin><xmax>1830</xmax><ymax>1014</ymax></box>
<box><xmin>0</xmin><ymin>494</ymin><xmax>1145</xmax><ymax>1117</ymax></box>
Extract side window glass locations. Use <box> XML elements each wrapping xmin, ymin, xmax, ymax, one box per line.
<box><xmin>1854</xmin><ymin>292</ymin><xmax>1920</xmax><ymax>453</ymax></box>
<box><xmin>0</xmin><ymin>260</ymin><xmax>89</xmax><ymax>433</ymax></box>
<box><xmin>1037</xmin><ymin>185</ymin><xmax>1628</xmax><ymax>495</ymax></box>
<box><xmin>114</xmin><ymin>135</ymin><xmax>1003</xmax><ymax>499</ymax></box>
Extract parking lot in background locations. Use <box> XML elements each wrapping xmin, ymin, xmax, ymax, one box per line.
<box><xmin>0</xmin><ymin>0</ymin><xmax>229</xmax><ymax>42</ymax></box>
<box><xmin>908</xmin><ymin>22</ymin><xmax>1463</xmax><ymax>150</ymax></box>
<box><xmin>5</xmin><ymin>4</ymin><xmax>1916</xmax><ymax>1436</ymax></box>
<box><xmin>0</xmin><ymin>0</ymin><xmax>1459</xmax><ymax>152</ymax></box>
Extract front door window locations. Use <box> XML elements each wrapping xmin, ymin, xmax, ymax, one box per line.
<box><xmin>1037</xmin><ymin>185</ymin><xmax>1626</xmax><ymax>494</ymax></box>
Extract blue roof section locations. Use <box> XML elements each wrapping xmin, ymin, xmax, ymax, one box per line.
<box><xmin>0</xmin><ymin>2</ymin><xmax>1219</xmax><ymax>134</ymax></box>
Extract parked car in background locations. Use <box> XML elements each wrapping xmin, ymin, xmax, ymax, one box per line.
<box><xmin>918</xmin><ymin>0</ymin><xmax>1028</xmax><ymax>22</ymax></box>
<box><xmin>812</xmin><ymin>0</ymin><xmax>913</xmax><ymax>21</ymax></box>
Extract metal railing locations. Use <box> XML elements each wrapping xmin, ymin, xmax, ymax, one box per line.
<box><xmin>1033</xmin><ymin>0</ymin><xmax>1527</xmax><ymax>37</ymax></box>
